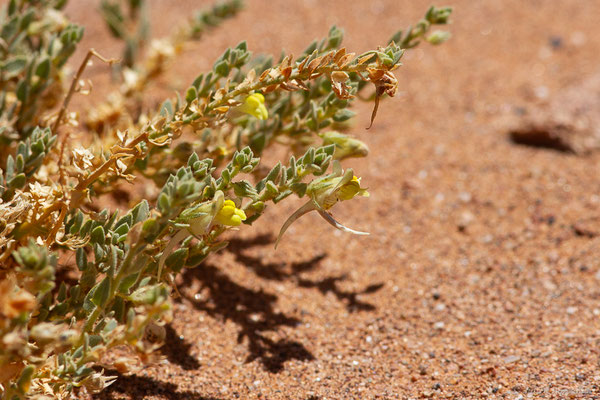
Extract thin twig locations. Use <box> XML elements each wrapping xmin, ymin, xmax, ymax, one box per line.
<box><xmin>58</xmin><ymin>130</ymin><xmax>69</xmax><ymax>186</ymax></box>
<box><xmin>45</xmin><ymin>203</ymin><xmax>68</xmax><ymax>246</ymax></box>
<box><xmin>52</xmin><ymin>49</ymin><xmax>119</xmax><ymax>133</ymax></box>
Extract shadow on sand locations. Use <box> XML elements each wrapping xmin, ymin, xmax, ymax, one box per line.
<box><xmin>95</xmin><ymin>233</ymin><xmax>382</xmax><ymax>398</ymax></box>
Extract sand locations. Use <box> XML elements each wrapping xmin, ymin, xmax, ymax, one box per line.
<box><xmin>60</xmin><ymin>0</ymin><xmax>600</xmax><ymax>398</ymax></box>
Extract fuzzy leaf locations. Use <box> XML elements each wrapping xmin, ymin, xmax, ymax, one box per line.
<box><xmin>91</xmin><ymin>276</ymin><xmax>111</xmax><ymax>307</ymax></box>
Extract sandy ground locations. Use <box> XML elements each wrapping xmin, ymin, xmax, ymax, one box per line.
<box><xmin>61</xmin><ymin>0</ymin><xmax>600</xmax><ymax>398</ymax></box>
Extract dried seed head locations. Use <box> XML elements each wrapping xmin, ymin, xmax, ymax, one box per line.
<box><xmin>330</xmin><ymin>71</ymin><xmax>353</xmax><ymax>99</ymax></box>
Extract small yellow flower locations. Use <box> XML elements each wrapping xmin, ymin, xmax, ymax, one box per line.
<box><xmin>308</xmin><ymin>165</ymin><xmax>369</xmax><ymax>210</ymax></box>
<box><xmin>337</xmin><ymin>176</ymin><xmax>369</xmax><ymax>201</ymax></box>
<box><xmin>238</xmin><ymin>93</ymin><xmax>268</xmax><ymax>120</ymax></box>
<box><xmin>215</xmin><ymin>200</ymin><xmax>247</xmax><ymax>226</ymax></box>
<box><xmin>275</xmin><ymin>162</ymin><xmax>370</xmax><ymax>248</ymax></box>
<box><xmin>159</xmin><ymin>194</ymin><xmax>246</xmax><ymax>277</ymax></box>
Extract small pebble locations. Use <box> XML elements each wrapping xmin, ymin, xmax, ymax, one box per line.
<box><xmin>458</xmin><ymin>192</ymin><xmax>472</xmax><ymax>203</ymax></box>
<box><xmin>503</xmin><ymin>355</ymin><xmax>521</xmax><ymax>364</ymax></box>
<box><xmin>534</xmin><ymin>85</ymin><xmax>549</xmax><ymax>100</ymax></box>
<box><xmin>549</xmin><ymin>35</ymin><xmax>563</xmax><ymax>49</ymax></box>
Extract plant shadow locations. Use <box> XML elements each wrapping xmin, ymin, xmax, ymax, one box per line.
<box><xmin>176</xmin><ymin>233</ymin><xmax>383</xmax><ymax>372</ymax></box>
<box><xmin>159</xmin><ymin>323</ymin><xmax>201</xmax><ymax>370</ymax></box>
<box><xmin>179</xmin><ymin>261</ymin><xmax>314</xmax><ymax>373</ymax></box>
<box><xmin>93</xmin><ymin>370</ymin><xmax>223</xmax><ymax>400</ymax></box>
<box><xmin>95</xmin><ymin>233</ymin><xmax>383</xmax><ymax>398</ymax></box>
<box><xmin>227</xmin><ymin>234</ymin><xmax>384</xmax><ymax>312</ymax></box>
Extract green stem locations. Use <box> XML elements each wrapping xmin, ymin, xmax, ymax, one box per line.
<box><xmin>79</xmin><ymin>241</ymin><xmax>145</xmax><ymax>342</ymax></box>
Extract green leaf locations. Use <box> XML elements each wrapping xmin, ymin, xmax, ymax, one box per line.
<box><xmin>160</xmin><ymin>99</ymin><xmax>174</xmax><ymax>118</ymax></box>
<box><xmin>35</xmin><ymin>57</ymin><xmax>51</xmax><ymax>80</ymax></box>
<box><xmin>266</xmin><ymin>162</ymin><xmax>281</xmax><ymax>182</ymax></box>
<box><xmin>213</xmin><ymin>59</ymin><xmax>229</xmax><ymax>76</ymax></box>
<box><xmin>113</xmin><ymin>223</ymin><xmax>129</xmax><ymax>237</ymax></box>
<box><xmin>118</xmin><ymin>273</ymin><xmax>138</xmax><ymax>294</ymax></box>
<box><xmin>80</xmin><ymin>220</ymin><xmax>93</xmax><ymax>236</ymax></box>
<box><xmin>69</xmin><ymin>210</ymin><xmax>84</xmax><ymax>234</ymax></box>
<box><xmin>233</xmin><ymin>180</ymin><xmax>258</xmax><ymax>198</ymax></box>
<box><xmin>2</xmin><ymin>56</ymin><xmax>27</xmax><ymax>78</ymax></box>
<box><xmin>129</xmin><ymin>284</ymin><xmax>162</xmax><ymax>305</ymax></box>
<box><xmin>235</xmin><ymin>40</ymin><xmax>247</xmax><ymax>52</ymax></box>
<box><xmin>91</xmin><ymin>276</ymin><xmax>111</xmax><ymax>307</ymax></box>
<box><xmin>274</xmin><ymin>189</ymin><xmax>292</xmax><ymax>203</ymax></box>
<box><xmin>16</xmin><ymin>79</ymin><xmax>28</xmax><ymax>102</ymax></box>
<box><xmin>15</xmin><ymin>154</ymin><xmax>24</xmax><ymax>172</ymax></box>
<box><xmin>290</xmin><ymin>182</ymin><xmax>307</xmax><ymax>197</ymax></box>
<box><xmin>165</xmin><ymin>248</ymin><xmax>188</xmax><ymax>272</ymax></box>
<box><xmin>158</xmin><ymin>192</ymin><xmax>171</xmax><ymax>213</ymax></box>
<box><xmin>90</xmin><ymin>225</ymin><xmax>106</xmax><ymax>246</ymax></box>
<box><xmin>8</xmin><ymin>0</ymin><xmax>17</xmax><ymax>16</ymax></box>
<box><xmin>57</xmin><ymin>281</ymin><xmax>67</xmax><ymax>302</ymax></box>
<box><xmin>333</xmin><ymin>109</ymin><xmax>355</xmax><ymax>122</ymax></box>
<box><xmin>132</xmin><ymin>199</ymin><xmax>150</xmax><ymax>223</ymax></box>
<box><xmin>185</xmin><ymin>86</ymin><xmax>198</xmax><ymax>103</ymax></box>
<box><xmin>7</xmin><ymin>173</ymin><xmax>26</xmax><ymax>189</ymax></box>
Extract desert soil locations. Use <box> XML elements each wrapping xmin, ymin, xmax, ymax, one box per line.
<box><xmin>63</xmin><ymin>0</ymin><xmax>600</xmax><ymax>398</ymax></box>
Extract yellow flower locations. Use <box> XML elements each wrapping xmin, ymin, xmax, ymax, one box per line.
<box><xmin>308</xmin><ymin>164</ymin><xmax>369</xmax><ymax>210</ymax></box>
<box><xmin>215</xmin><ymin>199</ymin><xmax>247</xmax><ymax>226</ymax></box>
<box><xmin>337</xmin><ymin>175</ymin><xmax>369</xmax><ymax>201</ymax></box>
<box><xmin>275</xmin><ymin>162</ymin><xmax>370</xmax><ymax>248</ymax></box>
<box><xmin>159</xmin><ymin>194</ymin><xmax>246</xmax><ymax>278</ymax></box>
<box><xmin>238</xmin><ymin>93</ymin><xmax>268</xmax><ymax>120</ymax></box>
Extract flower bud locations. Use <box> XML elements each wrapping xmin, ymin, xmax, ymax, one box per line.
<box><xmin>178</xmin><ymin>191</ymin><xmax>225</xmax><ymax>236</ymax></box>
<box><xmin>426</xmin><ymin>30</ymin><xmax>451</xmax><ymax>45</ymax></box>
<box><xmin>320</xmin><ymin>131</ymin><xmax>369</xmax><ymax>160</ymax></box>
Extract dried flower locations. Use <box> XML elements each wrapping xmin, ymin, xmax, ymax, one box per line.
<box><xmin>72</xmin><ymin>147</ymin><xmax>94</xmax><ymax>173</ymax></box>
<box><xmin>0</xmin><ymin>279</ymin><xmax>36</xmax><ymax>320</ymax></box>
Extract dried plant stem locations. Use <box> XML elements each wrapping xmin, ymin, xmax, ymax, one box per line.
<box><xmin>52</xmin><ymin>49</ymin><xmax>118</xmax><ymax>134</ymax></box>
<box><xmin>205</xmin><ymin>63</ymin><xmax>370</xmax><ymax>114</ymax></box>
<box><xmin>45</xmin><ymin>204</ymin><xmax>68</xmax><ymax>246</ymax></box>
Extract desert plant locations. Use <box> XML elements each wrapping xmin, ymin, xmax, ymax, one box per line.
<box><xmin>0</xmin><ymin>0</ymin><xmax>452</xmax><ymax>397</ymax></box>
